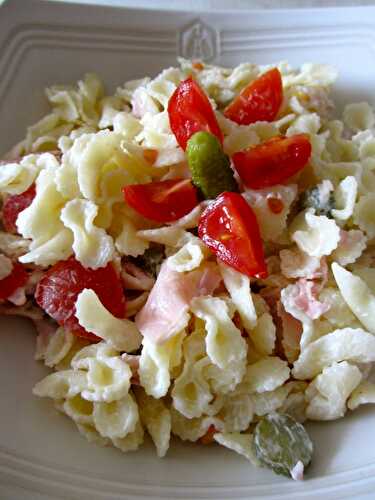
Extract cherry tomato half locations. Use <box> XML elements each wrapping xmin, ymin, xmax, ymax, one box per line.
<box><xmin>232</xmin><ymin>134</ymin><xmax>312</xmax><ymax>189</ymax></box>
<box><xmin>0</xmin><ymin>262</ymin><xmax>28</xmax><ymax>301</ymax></box>
<box><xmin>123</xmin><ymin>179</ymin><xmax>199</xmax><ymax>223</ymax></box>
<box><xmin>168</xmin><ymin>77</ymin><xmax>223</xmax><ymax>150</ymax></box>
<box><xmin>198</xmin><ymin>192</ymin><xmax>267</xmax><ymax>279</ymax></box>
<box><xmin>35</xmin><ymin>257</ymin><xmax>126</xmax><ymax>341</ymax></box>
<box><xmin>2</xmin><ymin>184</ymin><xmax>36</xmax><ymax>233</ymax></box>
<box><xmin>224</xmin><ymin>68</ymin><xmax>283</xmax><ymax>125</ymax></box>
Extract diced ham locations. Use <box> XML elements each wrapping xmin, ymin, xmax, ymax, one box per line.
<box><xmin>280</xmin><ymin>249</ymin><xmax>328</xmax><ymax>281</ymax></box>
<box><xmin>290</xmin><ymin>460</ymin><xmax>304</xmax><ymax>481</ymax></box>
<box><xmin>135</xmin><ymin>261</ymin><xmax>221</xmax><ymax>344</ymax></box>
<box><xmin>284</xmin><ymin>279</ymin><xmax>330</xmax><ymax>321</ymax></box>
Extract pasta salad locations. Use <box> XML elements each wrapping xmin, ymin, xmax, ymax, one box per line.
<box><xmin>1</xmin><ymin>58</ymin><xmax>375</xmax><ymax>480</ymax></box>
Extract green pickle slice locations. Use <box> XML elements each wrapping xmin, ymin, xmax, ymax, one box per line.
<box><xmin>254</xmin><ymin>412</ymin><xmax>313</xmax><ymax>478</ymax></box>
<box><xmin>186</xmin><ymin>131</ymin><xmax>238</xmax><ymax>199</ymax></box>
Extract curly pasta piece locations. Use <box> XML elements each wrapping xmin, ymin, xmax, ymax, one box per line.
<box><xmin>191</xmin><ymin>296</ymin><xmax>247</xmax><ymax>371</ymax></box>
<box><xmin>331</xmin><ymin>230</ymin><xmax>366</xmax><ymax>266</ymax></box>
<box><xmin>75</xmin><ymin>289</ymin><xmax>142</xmax><ymax>352</ymax></box>
<box><xmin>93</xmin><ymin>393</ymin><xmax>139</xmax><ymax>439</ymax></box>
<box><xmin>112</xmin><ymin>419</ymin><xmax>144</xmax><ymax>452</ymax></box>
<box><xmin>293</xmin><ymin>328</ymin><xmax>375</xmax><ymax>380</ymax></box>
<box><xmin>306</xmin><ymin>361</ymin><xmax>362</xmax><ymax>420</ymax></box>
<box><xmin>115</xmin><ymin>217</ymin><xmax>149</xmax><ymax>258</ymax></box>
<box><xmin>137</xmin><ymin>226</ymin><xmax>187</xmax><ymax>247</ymax></box>
<box><xmin>71</xmin><ymin>342</ymin><xmax>118</xmax><ymax>369</ymax></box>
<box><xmin>243</xmin><ymin>185</ymin><xmax>297</xmax><ymax>243</ymax></box>
<box><xmin>168</xmin><ymin>236</ymin><xmax>207</xmax><ymax>273</ymax></box>
<box><xmin>331</xmin><ymin>176</ymin><xmax>358</xmax><ymax>221</ymax></box>
<box><xmin>353</xmin><ymin>193</ymin><xmax>375</xmax><ymax>239</ymax></box>
<box><xmin>135</xmin><ymin>388</ymin><xmax>171</xmax><ymax>457</ymax></box>
<box><xmin>214</xmin><ymin>432</ymin><xmax>259</xmax><ymax>465</ymax></box>
<box><xmin>217</xmin><ymin>392</ymin><xmax>254</xmax><ymax>432</ymax></box>
<box><xmin>76</xmin><ymin>423</ymin><xmax>110</xmax><ymax>447</ymax></box>
<box><xmin>172</xmin><ymin>357</ymin><xmax>214</xmax><ymax>419</ymax></box>
<box><xmin>319</xmin><ymin>287</ymin><xmax>357</xmax><ymax>328</ymax></box>
<box><xmin>219</xmin><ymin>263</ymin><xmax>257</xmax><ymax>331</ymax></box>
<box><xmin>343</xmin><ymin>102</ymin><xmax>375</xmax><ymax>132</ymax></box>
<box><xmin>241</xmin><ymin>357</ymin><xmax>290</xmax><ymax>394</ymax></box>
<box><xmin>63</xmin><ymin>394</ymin><xmax>94</xmax><ymax>425</ymax></box>
<box><xmin>291</xmin><ymin>210</ymin><xmax>340</xmax><ymax>258</ymax></box>
<box><xmin>0</xmin><ymin>153</ymin><xmax>58</xmax><ymax>195</ymax></box>
<box><xmin>79</xmin><ymin>356</ymin><xmax>132</xmax><ymax>403</ymax></box>
<box><xmin>347</xmin><ymin>381</ymin><xmax>375</xmax><ymax>410</ymax></box>
<box><xmin>139</xmin><ymin>331</ymin><xmax>185</xmax><ymax>398</ymax></box>
<box><xmin>280</xmin><ymin>248</ymin><xmax>325</xmax><ymax>280</ymax></box>
<box><xmin>17</xmin><ymin>167</ymin><xmax>73</xmax><ymax>266</ymax></box>
<box><xmin>61</xmin><ymin>199</ymin><xmax>114</xmax><ymax>269</ymax></box>
<box><xmin>249</xmin><ymin>313</ymin><xmax>276</xmax><ymax>356</ymax></box>
<box><xmin>332</xmin><ymin>263</ymin><xmax>375</xmax><ymax>334</ymax></box>
<box><xmin>170</xmin><ymin>407</ymin><xmax>223</xmax><ymax>442</ymax></box>
<box><xmin>33</xmin><ymin>370</ymin><xmax>88</xmax><ymax>399</ymax></box>
<box><xmin>38</xmin><ymin>326</ymin><xmax>75</xmax><ymax>368</ymax></box>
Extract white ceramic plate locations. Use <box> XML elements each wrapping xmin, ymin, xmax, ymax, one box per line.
<box><xmin>1</xmin><ymin>1</ymin><xmax>375</xmax><ymax>498</ymax></box>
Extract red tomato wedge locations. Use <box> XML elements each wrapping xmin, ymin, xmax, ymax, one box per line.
<box><xmin>0</xmin><ymin>262</ymin><xmax>28</xmax><ymax>301</ymax></box>
<box><xmin>198</xmin><ymin>192</ymin><xmax>267</xmax><ymax>279</ymax></box>
<box><xmin>123</xmin><ymin>179</ymin><xmax>199</xmax><ymax>223</ymax></box>
<box><xmin>224</xmin><ymin>68</ymin><xmax>283</xmax><ymax>125</ymax></box>
<box><xmin>168</xmin><ymin>77</ymin><xmax>223</xmax><ymax>150</ymax></box>
<box><xmin>35</xmin><ymin>257</ymin><xmax>126</xmax><ymax>341</ymax></box>
<box><xmin>2</xmin><ymin>184</ymin><xmax>36</xmax><ymax>233</ymax></box>
<box><xmin>232</xmin><ymin>134</ymin><xmax>312</xmax><ymax>189</ymax></box>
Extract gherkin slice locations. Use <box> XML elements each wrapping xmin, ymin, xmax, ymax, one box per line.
<box><xmin>300</xmin><ymin>185</ymin><xmax>335</xmax><ymax>217</ymax></box>
<box><xmin>186</xmin><ymin>131</ymin><xmax>238</xmax><ymax>199</ymax></box>
<box><xmin>134</xmin><ymin>245</ymin><xmax>165</xmax><ymax>277</ymax></box>
<box><xmin>254</xmin><ymin>412</ymin><xmax>313</xmax><ymax>478</ymax></box>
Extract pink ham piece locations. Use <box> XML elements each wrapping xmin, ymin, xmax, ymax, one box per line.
<box><xmin>135</xmin><ymin>261</ymin><xmax>221</xmax><ymax>344</ymax></box>
<box><xmin>288</xmin><ymin>279</ymin><xmax>329</xmax><ymax>321</ymax></box>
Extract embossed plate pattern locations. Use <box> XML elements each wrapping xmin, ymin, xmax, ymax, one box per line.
<box><xmin>1</xmin><ymin>1</ymin><xmax>375</xmax><ymax>498</ymax></box>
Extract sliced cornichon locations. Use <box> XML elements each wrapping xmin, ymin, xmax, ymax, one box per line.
<box><xmin>134</xmin><ymin>245</ymin><xmax>165</xmax><ymax>277</ymax></box>
<box><xmin>253</xmin><ymin>412</ymin><xmax>313</xmax><ymax>479</ymax></box>
<box><xmin>300</xmin><ymin>185</ymin><xmax>335</xmax><ymax>217</ymax></box>
<box><xmin>186</xmin><ymin>131</ymin><xmax>238</xmax><ymax>200</ymax></box>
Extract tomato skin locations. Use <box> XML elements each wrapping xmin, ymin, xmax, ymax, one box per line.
<box><xmin>168</xmin><ymin>77</ymin><xmax>223</xmax><ymax>150</ymax></box>
<box><xmin>2</xmin><ymin>184</ymin><xmax>36</xmax><ymax>233</ymax></box>
<box><xmin>232</xmin><ymin>134</ymin><xmax>312</xmax><ymax>189</ymax></box>
<box><xmin>123</xmin><ymin>179</ymin><xmax>199</xmax><ymax>223</ymax></box>
<box><xmin>0</xmin><ymin>262</ymin><xmax>28</xmax><ymax>301</ymax></box>
<box><xmin>224</xmin><ymin>68</ymin><xmax>283</xmax><ymax>125</ymax></box>
<box><xmin>35</xmin><ymin>257</ymin><xmax>126</xmax><ymax>341</ymax></box>
<box><xmin>198</xmin><ymin>192</ymin><xmax>267</xmax><ymax>279</ymax></box>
